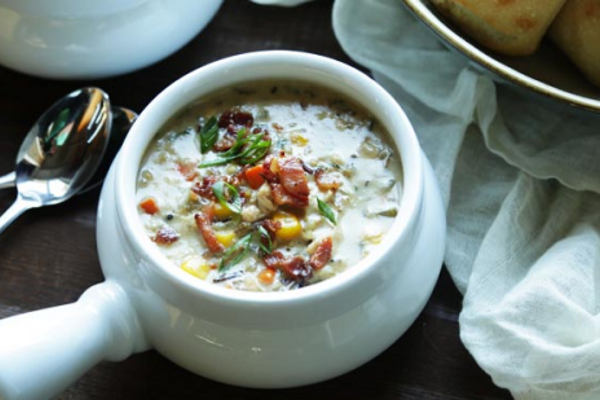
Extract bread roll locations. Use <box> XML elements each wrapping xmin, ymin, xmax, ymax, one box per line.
<box><xmin>549</xmin><ymin>0</ymin><xmax>600</xmax><ymax>87</ymax></box>
<box><xmin>431</xmin><ymin>0</ymin><xmax>568</xmax><ymax>56</ymax></box>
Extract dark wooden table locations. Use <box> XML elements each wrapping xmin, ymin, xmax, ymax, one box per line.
<box><xmin>0</xmin><ymin>1</ymin><xmax>513</xmax><ymax>399</ymax></box>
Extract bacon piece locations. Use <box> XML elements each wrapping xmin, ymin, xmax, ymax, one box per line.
<box><xmin>309</xmin><ymin>237</ymin><xmax>333</xmax><ymax>270</ymax></box>
<box><xmin>192</xmin><ymin>176</ymin><xmax>228</xmax><ymax>200</ymax></box>
<box><xmin>261</xmin><ymin>155</ymin><xmax>279</xmax><ymax>183</ymax></box>
<box><xmin>218</xmin><ymin>110</ymin><xmax>254</xmax><ymax>128</ymax></box>
<box><xmin>270</xmin><ymin>183</ymin><xmax>309</xmax><ymax>208</ymax></box>
<box><xmin>281</xmin><ymin>256</ymin><xmax>312</xmax><ymax>283</ymax></box>
<box><xmin>262</xmin><ymin>156</ymin><xmax>310</xmax><ymax>207</ymax></box>
<box><xmin>213</xmin><ymin>110</ymin><xmax>255</xmax><ymax>152</ymax></box>
<box><xmin>278</xmin><ymin>157</ymin><xmax>310</xmax><ymax>200</ymax></box>
<box><xmin>257</xmin><ymin>219</ymin><xmax>282</xmax><ymax>241</ymax></box>
<box><xmin>153</xmin><ymin>226</ymin><xmax>179</xmax><ymax>244</ymax></box>
<box><xmin>315</xmin><ymin>169</ymin><xmax>342</xmax><ymax>191</ymax></box>
<box><xmin>192</xmin><ymin>176</ymin><xmax>246</xmax><ymax>205</ymax></box>
<box><xmin>262</xmin><ymin>251</ymin><xmax>283</xmax><ymax>270</ymax></box>
<box><xmin>194</xmin><ymin>212</ymin><xmax>224</xmax><ymax>253</ymax></box>
<box><xmin>213</xmin><ymin>131</ymin><xmax>237</xmax><ymax>152</ymax></box>
<box><xmin>231</xmin><ymin>165</ymin><xmax>258</xmax><ymax>188</ymax></box>
<box><xmin>252</xmin><ymin>126</ymin><xmax>271</xmax><ymax>142</ymax></box>
<box><xmin>263</xmin><ymin>251</ymin><xmax>312</xmax><ymax>283</ymax></box>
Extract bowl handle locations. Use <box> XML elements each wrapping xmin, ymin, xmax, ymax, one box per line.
<box><xmin>0</xmin><ymin>280</ymin><xmax>148</xmax><ymax>400</ymax></box>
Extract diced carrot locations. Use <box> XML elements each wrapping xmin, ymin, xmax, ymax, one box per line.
<box><xmin>176</xmin><ymin>162</ymin><xmax>197</xmax><ymax>181</ymax></box>
<box><xmin>258</xmin><ymin>268</ymin><xmax>276</xmax><ymax>285</ymax></box>
<box><xmin>245</xmin><ymin>165</ymin><xmax>266</xmax><ymax>190</ymax></box>
<box><xmin>139</xmin><ymin>197</ymin><xmax>159</xmax><ymax>215</ymax></box>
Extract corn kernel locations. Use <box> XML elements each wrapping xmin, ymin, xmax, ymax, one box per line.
<box><xmin>290</xmin><ymin>134</ymin><xmax>309</xmax><ymax>146</ymax></box>
<box><xmin>188</xmin><ymin>192</ymin><xmax>199</xmax><ymax>202</ymax></box>
<box><xmin>215</xmin><ymin>231</ymin><xmax>236</xmax><ymax>248</ymax></box>
<box><xmin>213</xmin><ymin>203</ymin><xmax>234</xmax><ymax>220</ymax></box>
<box><xmin>363</xmin><ymin>230</ymin><xmax>383</xmax><ymax>245</ymax></box>
<box><xmin>273</xmin><ymin>212</ymin><xmax>302</xmax><ymax>241</ymax></box>
<box><xmin>181</xmin><ymin>257</ymin><xmax>210</xmax><ymax>280</ymax></box>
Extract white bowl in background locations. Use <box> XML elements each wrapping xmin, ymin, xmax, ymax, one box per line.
<box><xmin>0</xmin><ymin>0</ymin><xmax>223</xmax><ymax>79</ymax></box>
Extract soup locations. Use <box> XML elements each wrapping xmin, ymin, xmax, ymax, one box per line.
<box><xmin>136</xmin><ymin>82</ymin><xmax>402</xmax><ymax>292</ymax></box>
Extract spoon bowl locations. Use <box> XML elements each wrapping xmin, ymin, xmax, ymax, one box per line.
<box><xmin>79</xmin><ymin>107</ymin><xmax>137</xmax><ymax>194</ymax></box>
<box><xmin>0</xmin><ymin>106</ymin><xmax>138</xmax><ymax>194</ymax></box>
<box><xmin>0</xmin><ymin>87</ymin><xmax>111</xmax><ymax>235</ymax></box>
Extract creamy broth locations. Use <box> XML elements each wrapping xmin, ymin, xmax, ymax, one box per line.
<box><xmin>137</xmin><ymin>82</ymin><xmax>402</xmax><ymax>292</ymax></box>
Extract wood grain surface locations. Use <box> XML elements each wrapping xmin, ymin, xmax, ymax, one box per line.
<box><xmin>0</xmin><ymin>1</ymin><xmax>513</xmax><ymax>399</ymax></box>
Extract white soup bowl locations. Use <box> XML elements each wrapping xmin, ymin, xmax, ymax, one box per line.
<box><xmin>0</xmin><ymin>51</ymin><xmax>446</xmax><ymax>400</ymax></box>
<box><xmin>0</xmin><ymin>0</ymin><xmax>223</xmax><ymax>79</ymax></box>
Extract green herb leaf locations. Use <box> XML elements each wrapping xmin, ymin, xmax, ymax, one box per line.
<box><xmin>198</xmin><ymin>157</ymin><xmax>237</xmax><ymax>168</ymax></box>
<box><xmin>239</xmin><ymin>140</ymin><xmax>271</xmax><ymax>164</ymax></box>
<box><xmin>199</xmin><ymin>128</ymin><xmax>272</xmax><ymax>168</ymax></box>
<box><xmin>257</xmin><ymin>225</ymin><xmax>272</xmax><ymax>254</ymax></box>
<box><xmin>221</xmin><ymin>128</ymin><xmax>249</xmax><ymax>158</ymax></box>
<box><xmin>317</xmin><ymin>198</ymin><xmax>336</xmax><ymax>225</ymax></box>
<box><xmin>212</xmin><ymin>180</ymin><xmax>242</xmax><ymax>214</ymax></box>
<box><xmin>219</xmin><ymin>232</ymin><xmax>253</xmax><ymax>271</ymax></box>
<box><xmin>199</xmin><ymin>116</ymin><xmax>219</xmax><ymax>154</ymax></box>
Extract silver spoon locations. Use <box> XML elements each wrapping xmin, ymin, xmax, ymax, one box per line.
<box><xmin>0</xmin><ymin>106</ymin><xmax>137</xmax><ymax>194</ymax></box>
<box><xmin>78</xmin><ymin>106</ymin><xmax>137</xmax><ymax>194</ymax></box>
<box><xmin>0</xmin><ymin>87</ymin><xmax>111</xmax><ymax>235</ymax></box>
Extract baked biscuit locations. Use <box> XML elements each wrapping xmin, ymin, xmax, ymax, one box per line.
<box><xmin>431</xmin><ymin>0</ymin><xmax>568</xmax><ymax>56</ymax></box>
<box><xmin>550</xmin><ymin>0</ymin><xmax>600</xmax><ymax>87</ymax></box>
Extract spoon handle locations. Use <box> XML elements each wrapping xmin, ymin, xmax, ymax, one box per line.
<box><xmin>0</xmin><ymin>171</ymin><xmax>16</xmax><ymax>190</ymax></box>
<box><xmin>0</xmin><ymin>196</ymin><xmax>36</xmax><ymax>236</ymax></box>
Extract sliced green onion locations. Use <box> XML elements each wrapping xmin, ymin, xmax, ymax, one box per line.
<box><xmin>317</xmin><ymin>198</ymin><xmax>336</xmax><ymax>225</ymax></box>
<box><xmin>199</xmin><ymin>128</ymin><xmax>271</xmax><ymax>168</ymax></box>
<box><xmin>212</xmin><ymin>181</ymin><xmax>242</xmax><ymax>214</ymax></box>
<box><xmin>221</xmin><ymin>128</ymin><xmax>249</xmax><ymax>158</ymax></box>
<box><xmin>240</xmin><ymin>140</ymin><xmax>271</xmax><ymax>164</ymax></box>
<box><xmin>257</xmin><ymin>225</ymin><xmax>272</xmax><ymax>254</ymax></box>
<box><xmin>232</xmin><ymin>132</ymin><xmax>263</xmax><ymax>158</ymax></box>
<box><xmin>199</xmin><ymin>116</ymin><xmax>219</xmax><ymax>154</ymax></box>
<box><xmin>219</xmin><ymin>232</ymin><xmax>253</xmax><ymax>271</ymax></box>
<box><xmin>198</xmin><ymin>157</ymin><xmax>237</xmax><ymax>168</ymax></box>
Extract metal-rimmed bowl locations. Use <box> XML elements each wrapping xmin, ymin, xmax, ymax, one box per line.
<box><xmin>402</xmin><ymin>0</ymin><xmax>600</xmax><ymax>114</ymax></box>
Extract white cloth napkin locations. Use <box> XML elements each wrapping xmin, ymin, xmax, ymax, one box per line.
<box><xmin>254</xmin><ymin>0</ymin><xmax>600</xmax><ymax>398</ymax></box>
<box><xmin>332</xmin><ymin>1</ymin><xmax>600</xmax><ymax>399</ymax></box>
